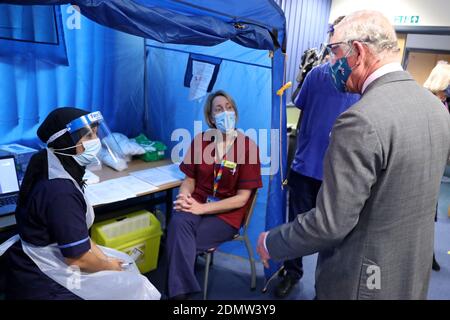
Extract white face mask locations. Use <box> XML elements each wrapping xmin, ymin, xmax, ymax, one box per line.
<box><xmin>53</xmin><ymin>138</ymin><xmax>102</xmax><ymax>166</ymax></box>
<box><xmin>72</xmin><ymin>138</ymin><xmax>102</xmax><ymax>166</ymax></box>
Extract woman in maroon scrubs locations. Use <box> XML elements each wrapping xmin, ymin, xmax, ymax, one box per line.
<box><xmin>166</xmin><ymin>90</ymin><xmax>263</xmax><ymax>299</ymax></box>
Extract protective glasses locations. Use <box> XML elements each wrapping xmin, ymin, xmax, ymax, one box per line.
<box><xmin>325</xmin><ymin>40</ymin><xmax>361</xmax><ymax>63</ymax></box>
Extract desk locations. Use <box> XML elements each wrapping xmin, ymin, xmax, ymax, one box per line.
<box><xmin>0</xmin><ymin>159</ymin><xmax>183</xmax><ymax>230</ymax></box>
<box><xmin>92</xmin><ymin>159</ymin><xmax>182</xmax><ymax>224</ymax></box>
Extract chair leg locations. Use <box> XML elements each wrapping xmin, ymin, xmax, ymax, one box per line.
<box><xmin>210</xmin><ymin>251</ymin><xmax>214</xmax><ymax>266</ymax></box>
<box><xmin>243</xmin><ymin>235</ymin><xmax>257</xmax><ymax>290</ymax></box>
<box><xmin>203</xmin><ymin>252</ymin><xmax>212</xmax><ymax>300</ymax></box>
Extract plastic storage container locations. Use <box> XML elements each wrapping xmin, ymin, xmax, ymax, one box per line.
<box><xmin>91</xmin><ymin>210</ymin><xmax>163</xmax><ymax>273</ymax></box>
<box><xmin>0</xmin><ymin>143</ymin><xmax>38</xmax><ymax>183</ymax></box>
<box><xmin>133</xmin><ymin>134</ymin><xmax>167</xmax><ymax>162</ymax></box>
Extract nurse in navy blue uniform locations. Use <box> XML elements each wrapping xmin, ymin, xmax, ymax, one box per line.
<box><xmin>3</xmin><ymin>108</ymin><xmax>124</xmax><ymax>300</ymax></box>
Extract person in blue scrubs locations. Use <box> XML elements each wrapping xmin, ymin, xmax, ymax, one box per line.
<box><xmin>274</xmin><ymin>21</ymin><xmax>361</xmax><ymax>298</ymax></box>
<box><xmin>4</xmin><ymin>108</ymin><xmax>123</xmax><ymax>300</ymax></box>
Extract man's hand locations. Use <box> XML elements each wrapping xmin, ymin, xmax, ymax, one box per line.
<box><xmin>257</xmin><ymin>231</ymin><xmax>271</xmax><ymax>268</ymax></box>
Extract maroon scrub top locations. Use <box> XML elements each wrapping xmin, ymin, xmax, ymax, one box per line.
<box><xmin>179</xmin><ymin>131</ymin><xmax>262</xmax><ymax>229</ymax></box>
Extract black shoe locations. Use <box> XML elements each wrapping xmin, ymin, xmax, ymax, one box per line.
<box><xmin>432</xmin><ymin>255</ymin><xmax>441</xmax><ymax>271</ymax></box>
<box><xmin>274</xmin><ymin>275</ymin><xmax>299</xmax><ymax>298</ymax></box>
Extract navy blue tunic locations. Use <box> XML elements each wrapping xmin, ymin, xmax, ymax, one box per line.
<box><xmin>5</xmin><ymin>178</ymin><xmax>91</xmax><ymax>300</ymax></box>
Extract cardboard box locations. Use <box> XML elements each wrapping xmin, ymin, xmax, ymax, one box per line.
<box><xmin>0</xmin><ymin>143</ymin><xmax>38</xmax><ymax>183</ymax></box>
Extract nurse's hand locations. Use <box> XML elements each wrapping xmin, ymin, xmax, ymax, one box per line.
<box><xmin>108</xmin><ymin>258</ymin><xmax>124</xmax><ymax>271</ymax></box>
<box><xmin>183</xmin><ymin>197</ymin><xmax>205</xmax><ymax>215</ymax></box>
<box><xmin>185</xmin><ymin>197</ymin><xmax>205</xmax><ymax>215</ymax></box>
<box><xmin>174</xmin><ymin>196</ymin><xmax>205</xmax><ymax>215</ymax></box>
<box><xmin>173</xmin><ymin>194</ymin><xmax>191</xmax><ymax>211</ymax></box>
<box><xmin>173</xmin><ymin>194</ymin><xmax>204</xmax><ymax>214</ymax></box>
<box><xmin>176</xmin><ymin>193</ymin><xmax>191</xmax><ymax>202</ymax></box>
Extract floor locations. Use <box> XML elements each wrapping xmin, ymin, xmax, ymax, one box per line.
<box><xmin>1</xmin><ymin>179</ymin><xmax>448</xmax><ymax>300</ymax></box>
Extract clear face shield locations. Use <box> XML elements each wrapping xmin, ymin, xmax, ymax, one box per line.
<box><xmin>48</xmin><ymin>111</ymin><xmax>127</xmax><ymax>170</ymax></box>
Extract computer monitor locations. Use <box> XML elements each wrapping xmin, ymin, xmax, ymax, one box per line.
<box><xmin>0</xmin><ymin>155</ymin><xmax>20</xmax><ymax>196</ymax></box>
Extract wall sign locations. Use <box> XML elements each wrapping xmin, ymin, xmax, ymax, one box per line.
<box><xmin>394</xmin><ymin>15</ymin><xmax>420</xmax><ymax>25</ymax></box>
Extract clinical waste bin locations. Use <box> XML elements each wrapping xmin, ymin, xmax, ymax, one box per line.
<box><xmin>91</xmin><ymin>210</ymin><xmax>163</xmax><ymax>273</ymax></box>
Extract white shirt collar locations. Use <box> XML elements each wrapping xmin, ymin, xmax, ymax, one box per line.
<box><xmin>362</xmin><ymin>63</ymin><xmax>403</xmax><ymax>94</ymax></box>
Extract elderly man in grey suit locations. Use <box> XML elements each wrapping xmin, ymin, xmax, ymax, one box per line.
<box><xmin>257</xmin><ymin>10</ymin><xmax>450</xmax><ymax>300</ymax></box>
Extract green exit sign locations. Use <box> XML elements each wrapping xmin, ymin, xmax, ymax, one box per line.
<box><xmin>394</xmin><ymin>15</ymin><xmax>420</xmax><ymax>24</ymax></box>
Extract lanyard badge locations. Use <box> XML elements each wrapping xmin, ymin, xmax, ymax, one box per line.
<box><xmin>209</xmin><ymin>159</ymin><xmax>238</xmax><ymax>203</ymax></box>
<box><xmin>210</xmin><ymin>139</ymin><xmax>238</xmax><ymax>201</ymax></box>
<box><xmin>213</xmin><ymin>160</ymin><xmax>225</xmax><ymax>198</ymax></box>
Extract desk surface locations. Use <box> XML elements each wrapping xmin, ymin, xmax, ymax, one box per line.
<box><xmin>93</xmin><ymin>158</ymin><xmax>183</xmax><ymax>195</ymax></box>
<box><xmin>0</xmin><ymin>159</ymin><xmax>184</xmax><ymax>229</ymax></box>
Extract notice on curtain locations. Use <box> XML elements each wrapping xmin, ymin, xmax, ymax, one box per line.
<box><xmin>188</xmin><ymin>60</ymin><xmax>215</xmax><ymax>101</ymax></box>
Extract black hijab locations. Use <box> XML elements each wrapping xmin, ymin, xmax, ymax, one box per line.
<box><xmin>18</xmin><ymin>107</ymin><xmax>89</xmax><ymax>206</ymax></box>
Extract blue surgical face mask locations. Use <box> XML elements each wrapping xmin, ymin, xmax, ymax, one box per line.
<box><xmin>330</xmin><ymin>56</ymin><xmax>353</xmax><ymax>92</ymax></box>
<box><xmin>214</xmin><ymin>111</ymin><xmax>236</xmax><ymax>133</ymax></box>
<box><xmin>72</xmin><ymin>138</ymin><xmax>102</xmax><ymax>166</ymax></box>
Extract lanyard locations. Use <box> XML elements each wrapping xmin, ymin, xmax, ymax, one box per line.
<box><xmin>212</xmin><ymin>134</ymin><xmax>237</xmax><ymax>197</ymax></box>
<box><xmin>213</xmin><ymin>160</ymin><xmax>225</xmax><ymax>197</ymax></box>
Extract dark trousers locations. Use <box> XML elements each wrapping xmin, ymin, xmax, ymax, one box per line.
<box><xmin>284</xmin><ymin>170</ymin><xmax>322</xmax><ymax>281</ymax></box>
<box><xmin>166</xmin><ymin>211</ymin><xmax>237</xmax><ymax>298</ymax></box>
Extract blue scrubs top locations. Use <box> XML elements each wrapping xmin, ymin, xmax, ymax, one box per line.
<box><xmin>292</xmin><ymin>62</ymin><xmax>360</xmax><ymax>181</ymax></box>
<box><xmin>5</xmin><ymin>178</ymin><xmax>91</xmax><ymax>300</ymax></box>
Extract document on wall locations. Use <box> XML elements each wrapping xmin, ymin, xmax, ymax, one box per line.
<box><xmin>130</xmin><ymin>164</ymin><xmax>184</xmax><ymax>187</ymax></box>
<box><xmin>189</xmin><ymin>60</ymin><xmax>215</xmax><ymax>101</ymax></box>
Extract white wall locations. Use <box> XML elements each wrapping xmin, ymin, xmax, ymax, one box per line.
<box><xmin>330</xmin><ymin>0</ymin><xmax>450</xmax><ymax>27</ymax></box>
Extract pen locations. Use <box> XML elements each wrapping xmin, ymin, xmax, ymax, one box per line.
<box><xmin>121</xmin><ymin>262</ymin><xmax>133</xmax><ymax>267</ymax></box>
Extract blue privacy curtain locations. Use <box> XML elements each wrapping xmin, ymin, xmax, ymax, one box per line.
<box><xmin>0</xmin><ymin>4</ymin><xmax>146</xmax><ymax>147</ymax></box>
<box><xmin>145</xmin><ymin>40</ymin><xmax>274</xmax><ymax>258</ymax></box>
<box><xmin>276</xmin><ymin>0</ymin><xmax>331</xmax><ymax>101</ymax></box>
<box><xmin>0</xmin><ymin>5</ymin><xmax>58</xmax><ymax>43</ymax></box>
<box><xmin>0</xmin><ymin>4</ymin><xmax>68</xmax><ymax>65</ymax></box>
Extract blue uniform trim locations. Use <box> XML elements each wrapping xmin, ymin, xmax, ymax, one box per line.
<box><xmin>57</xmin><ymin>237</ymin><xmax>90</xmax><ymax>249</ymax></box>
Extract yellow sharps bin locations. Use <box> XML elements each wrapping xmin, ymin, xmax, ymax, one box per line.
<box><xmin>91</xmin><ymin>210</ymin><xmax>162</xmax><ymax>273</ymax></box>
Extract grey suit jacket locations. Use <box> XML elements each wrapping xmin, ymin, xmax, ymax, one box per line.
<box><xmin>267</xmin><ymin>71</ymin><xmax>450</xmax><ymax>299</ymax></box>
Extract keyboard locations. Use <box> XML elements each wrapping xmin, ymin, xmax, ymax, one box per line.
<box><xmin>0</xmin><ymin>194</ymin><xmax>18</xmax><ymax>207</ymax></box>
